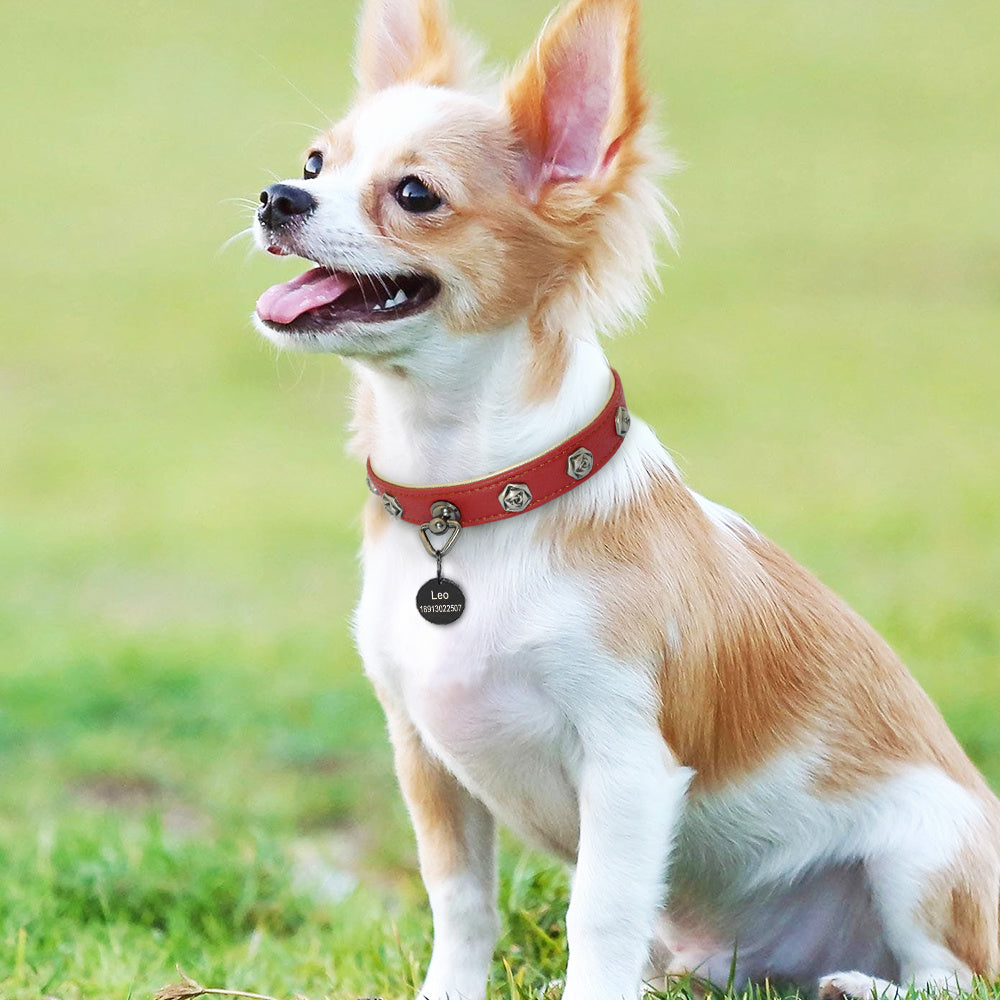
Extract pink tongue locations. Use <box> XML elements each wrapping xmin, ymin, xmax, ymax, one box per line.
<box><xmin>256</xmin><ymin>267</ymin><xmax>354</xmax><ymax>325</ymax></box>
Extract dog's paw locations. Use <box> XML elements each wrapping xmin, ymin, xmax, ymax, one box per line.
<box><xmin>818</xmin><ymin>972</ymin><xmax>899</xmax><ymax>1000</ymax></box>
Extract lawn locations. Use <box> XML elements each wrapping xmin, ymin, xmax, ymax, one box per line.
<box><xmin>1</xmin><ymin>0</ymin><xmax>998</xmax><ymax>997</ymax></box>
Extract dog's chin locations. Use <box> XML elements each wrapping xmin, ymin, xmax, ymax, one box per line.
<box><xmin>252</xmin><ymin>311</ymin><xmax>430</xmax><ymax>358</ymax></box>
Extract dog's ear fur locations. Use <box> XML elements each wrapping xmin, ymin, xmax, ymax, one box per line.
<box><xmin>503</xmin><ymin>0</ymin><xmax>646</xmax><ymax>194</ymax></box>
<box><xmin>355</xmin><ymin>0</ymin><xmax>468</xmax><ymax>95</ymax></box>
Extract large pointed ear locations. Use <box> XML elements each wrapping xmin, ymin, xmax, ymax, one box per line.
<box><xmin>503</xmin><ymin>0</ymin><xmax>647</xmax><ymax>192</ymax></box>
<box><xmin>355</xmin><ymin>0</ymin><xmax>464</xmax><ymax>95</ymax></box>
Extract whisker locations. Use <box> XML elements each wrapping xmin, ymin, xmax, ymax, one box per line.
<box><xmin>341</xmin><ymin>258</ymin><xmax>371</xmax><ymax>311</ymax></box>
<box><xmin>340</xmin><ymin>250</ymin><xmax>380</xmax><ymax>311</ymax></box>
<box><xmin>217</xmin><ymin>227</ymin><xmax>255</xmax><ymax>258</ymax></box>
<box><xmin>359</xmin><ymin>258</ymin><xmax>390</xmax><ymax>305</ymax></box>
<box><xmin>253</xmin><ymin>51</ymin><xmax>334</xmax><ymax>130</ymax></box>
<box><xmin>335</xmin><ymin>242</ymin><xmax>395</xmax><ymax>307</ymax></box>
<box><xmin>281</xmin><ymin>121</ymin><xmax>329</xmax><ymax>134</ymax></box>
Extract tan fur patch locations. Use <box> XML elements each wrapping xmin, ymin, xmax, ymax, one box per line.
<box><xmin>945</xmin><ymin>886</ymin><xmax>997</xmax><ymax>976</ymax></box>
<box><xmin>547</xmin><ymin>467</ymin><xmax>998</xmax><ymax>796</ymax></box>
<box><xmin>524</xmin><ymin>315</ymin><xmax>571</xmax><ymax>404</ymax></box>
<box><xmin>739</xmin><ymin>530</ymin><xmax>989</xmax><ymax>799</ymax></box>
<box><xmin>919</xmin><ymin>841</ymin><xmax>1000</xmax><ymax>978</ymax></box>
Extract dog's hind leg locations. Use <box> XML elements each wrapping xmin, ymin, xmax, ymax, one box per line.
<box><xmin>818</xmin><ymin>822</ymin><xmax>1000</xmax><ymax>1000</ymax></box>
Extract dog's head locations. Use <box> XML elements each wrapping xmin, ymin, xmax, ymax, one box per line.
<box><xmin>253</xmin><ymin>0</ymin><xmax>672</xmax><ymax>374</ymax></box>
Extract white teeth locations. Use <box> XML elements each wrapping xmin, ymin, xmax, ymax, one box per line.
<box><xmin>372</xmin><ymin>286</ymin><xmax>410</xmax><ymax>314</ymax></box>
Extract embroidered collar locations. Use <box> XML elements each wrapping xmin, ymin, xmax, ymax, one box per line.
<box><xmin>365</xmin><ymin>368</ymin><xmax>630</xmax><ymax>529</ymax></box>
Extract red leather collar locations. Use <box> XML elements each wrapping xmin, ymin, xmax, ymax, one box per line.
<box><xmin>366</xmin><ymin>368</ymin><xmax>630</xmax><ymax>528</ymax></box>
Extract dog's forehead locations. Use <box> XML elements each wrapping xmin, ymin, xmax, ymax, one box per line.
<box><xmin>344</xmin><ymin>84</ymin><xmax>498</xmax><ymax>170</ymax></box>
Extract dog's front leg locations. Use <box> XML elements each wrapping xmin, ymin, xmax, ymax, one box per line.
<box><xmin>381</xmin><ymin>697</ymin><xmax>499</xmax><ymax>1000</ymax></box>
<box><xmin>562</xmin><ymin>731</ymin><xmax>693</xmax><ymax>1000</ymax></box>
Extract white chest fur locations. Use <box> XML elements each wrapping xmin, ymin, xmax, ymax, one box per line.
<box><xmin>355</xmin><ymin>512</ymin><xmax>595</xmax><ymax>856</ymax></box>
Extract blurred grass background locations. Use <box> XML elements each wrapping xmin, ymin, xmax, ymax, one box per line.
<box><xmin>1</xmin><ymin>0</ymin><xmax>998</xmax><ymax>997</ymax></box>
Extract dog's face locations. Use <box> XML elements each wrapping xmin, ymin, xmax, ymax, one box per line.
<box><xmin>254</xmin><ymin>85</ymin><xmax>548</xmax><ymax>358</ymax></box>
<box><xmin>253</xmin><ymin>0</ymin><xmax>665</xmax><ymax>366</ymax></box>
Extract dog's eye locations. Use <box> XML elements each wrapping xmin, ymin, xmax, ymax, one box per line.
<box><xmin>394</xmin><ymin>176</ymin><xmax>442</xmax><ymax>213</ymax></box>
<box><xmin>303</xmin><ymin>152</ymin><xmax>323</xmax><ymax>179</ymax></box>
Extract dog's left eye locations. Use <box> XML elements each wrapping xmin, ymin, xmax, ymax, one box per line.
<box><xmin>303</xmin><ymin>152</ymin><xmax>323</xmax><ymax>179</ymax></box>
<box><xmin>394</xmin><ymin>176</ymin><xmax>442</xmax><ymax>213</ymax></box>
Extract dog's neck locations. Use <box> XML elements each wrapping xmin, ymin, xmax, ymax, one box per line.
<box><xmin>353</xmin><ymin>323</ymin><xmax>614</xmax><ymax>488</ymax></box>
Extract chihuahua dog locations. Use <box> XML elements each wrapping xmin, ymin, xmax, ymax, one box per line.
<box><xmin>251</xmin><ymin>1</ymin><xmax>1000</xmax><ymax>998</ymax></box>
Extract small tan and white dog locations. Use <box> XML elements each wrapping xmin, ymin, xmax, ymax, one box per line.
<box><xmin>251</xmin><ymin>1</ymin><xmax>1000</xmax><ymax>998</ymax></box>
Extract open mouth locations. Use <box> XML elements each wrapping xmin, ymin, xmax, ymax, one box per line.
<box><xmin>256</xmin><ymin>267</ymin><xmax>440</xmax><ymax>333</ymax></box>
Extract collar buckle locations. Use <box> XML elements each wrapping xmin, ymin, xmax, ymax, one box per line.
<box><xmin>419</xmin><ymin>501</ymin><xmax>462</xmax><ymax>559</ymax></box>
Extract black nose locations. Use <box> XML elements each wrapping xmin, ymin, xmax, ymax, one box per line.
<box><xmin>258</xmin><ymin>183</ymin><xmax>316</xmax><ymax>229</ymax></box>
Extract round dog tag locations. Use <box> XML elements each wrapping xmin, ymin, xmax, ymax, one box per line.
<box><xmin>416</xmin><ymin>578</ymin><xmax>466</xmax><ymax>625</ymax></box>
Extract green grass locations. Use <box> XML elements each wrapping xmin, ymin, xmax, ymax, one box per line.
<box><xmin>1</xmin><ymin>0</ymin><xmax>998</xmax><ymax>997</ymax></box>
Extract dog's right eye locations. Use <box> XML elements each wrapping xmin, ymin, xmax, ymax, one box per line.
<box><xmin>394</xmin><ymin>176</ymin><xmax>442</xmax><ymax>214</ymax></box>
<box><xmin>303</xmin><ymin>152</ymin><xmax>323</xmax><ymax>179</ymax></box>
